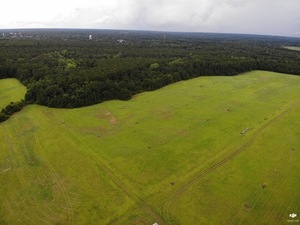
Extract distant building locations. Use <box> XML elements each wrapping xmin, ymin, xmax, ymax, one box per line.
<box><xmin>89</xmin><ymin>35</ymin><xmax>92</xmax><ymax>40</ymax></box>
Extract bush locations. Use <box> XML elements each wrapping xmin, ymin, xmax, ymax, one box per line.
<box><xmin>0</xmin><ymin>100</ymin><xmax>27</xmax><ymax>123</ymax></box>
<box><xmin>0</xmin><ymin>113</ymin><xmax>9</xmax><ymax>122</ymax></box>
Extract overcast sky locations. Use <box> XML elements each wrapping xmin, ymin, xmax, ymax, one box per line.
<box><xmin>0</xmin><ymin>0</ymin><xmax>299</xmax><ymax>37</ymax></box>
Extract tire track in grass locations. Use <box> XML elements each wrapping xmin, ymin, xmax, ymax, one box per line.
<box><xmin>36</xmin><ymin>207</ymin><xmax>61</xmax><ymax>224</ymax></box>
<box><xmin>34</xmin><ymin>134</ymin><xmax>74</xmax><ymax>225</ymax></box>
<box><xmin>162</xmin><ymin>102</ymin><xmax>298</xmax><ymax>224</ymax></box>
<box><xmin>63</xmin><ymin>125</ymin><xmax>167</xmax><ymax>225</ymax></box>
<box><xmin>6</xmin><ymin>194</ymin><xmax>49</xmax><ymax>225</ymax></box>
<box><xmin>0</xmin><ymin>124</ymin><xmax>36</xmax><ymax>224</ymax></box>
<box><xmin>34</xmin><ymin>111</ymin><xmax>80</xmax><ymax>224</ymax></box>
<box><xmin>5</xmin><ymin>119</ymin><xmax>36</xmax><ymax>224</ymax></box>
<box><xmin>42</xmin><ymin>109</ymin><xmax>166</xmax><ymax>224</ymax></box>
<box><xmin>14</xmin><ymin>120</ymin><xmax>63</xmax><ymax>225</ymax></box>
<box><xmin>81</xmin><ymin>142</ymin><xmax>166</xmax><ymax>225</ymax></box>
<box><xmin>9</xmin><ymin>120</ymin><xmax>49</xmax><ymax>224</ymax></box>
<box><xmin>2</xmin><ymin>124</ymin><xmax>33</xmax><ymax>190</ymax></box>
<box><xmin>1</xmin><ymin>125</ymin><xmax>16</xmax><ymax>172</ymax></box>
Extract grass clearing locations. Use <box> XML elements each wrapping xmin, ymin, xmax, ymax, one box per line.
<box><xmin>0</xmin><ymin>71</ymin><xmax>299</xmax><ymax>224</ymax></box>
<box><xmin>0</xmin><ymin>78</ymin><xmax>27</xmax><ymax>109</ymax></box>
<box><xmin>284</xmin><ymin>46</ymin><xmax>300</xmax><ymax>51</ymax></box>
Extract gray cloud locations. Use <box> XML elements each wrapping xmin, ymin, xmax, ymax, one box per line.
<box><xmin>1</xmin><ymin>0</ymin><xmax>299</xmax><ymax>37</ymax></box>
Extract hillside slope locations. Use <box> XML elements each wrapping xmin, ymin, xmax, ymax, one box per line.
<box><xmin>0</xmin><ymin>71</ymin><xmax>299</xmax><ymax>225</ymax></box>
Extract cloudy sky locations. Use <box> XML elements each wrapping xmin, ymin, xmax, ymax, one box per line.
<box><xmin>0</xmin><ymin>0</ymin><xmax>299</xmax><ymax>37</ymax></box>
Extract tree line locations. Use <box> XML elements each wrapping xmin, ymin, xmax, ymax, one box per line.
<box><xmin>0</xmin><ymin>30</ymin><xmax>299</xmax><ymax>116</ymax></box>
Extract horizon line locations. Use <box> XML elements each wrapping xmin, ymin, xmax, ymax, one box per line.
<box><xmin>0</xmin><ymin>27</ymin><xmax>299</xmax><ymax>39</ymax></box>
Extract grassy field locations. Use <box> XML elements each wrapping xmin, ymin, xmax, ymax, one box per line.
<box><xmin>0</xmin><ymin>78</ymin><xmax>27</xmax><ymax>109</ymax></box>
<box><xmin>284</xmin><ymin>46</ymin><xmax>300</xmax><ymax>51</ymax></box>
<box><xmin>0</xmin><ymin>71</ymin><xmax>299</xmax><ymax>225</ymax></box>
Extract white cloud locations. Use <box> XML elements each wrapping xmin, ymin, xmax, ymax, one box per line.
<box><xmin>207</xmin><ymin>0</ymin><xmax>300</xmax><ymax>36</ymax></box>
<box><xmin>0</xmin><ymin>0</ymin><xmax>299</xmax><ymax>37</ymax></box>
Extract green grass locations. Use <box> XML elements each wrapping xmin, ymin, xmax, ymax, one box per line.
<box><xmin>0</xmin><ymin>71</ymin><xmax>300</xmax><ymax>225</ymax></box>
<box><xmin>167</xmin><ymin>105</ymin><xmax>300</xmax><ymax>225</ymax></box>
<box><xmin>284</xmin><ymin>46</ymin><xmax>300</xmax><ymax>51</ymax></box>
<box><xmin>0</xmin><ymin>78</ymin><xmax>27</xmax><ymax>109</ymax></box>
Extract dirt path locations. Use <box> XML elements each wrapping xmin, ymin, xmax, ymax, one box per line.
<box><xmin>162</xmin><ymin>102</ymin><xmax>298</xmax><ymax>224</ymax></box>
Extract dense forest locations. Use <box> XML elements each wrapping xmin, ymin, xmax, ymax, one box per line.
<box><xmin>0</xmin><ymin>29</ymin><xmax>300</xmax><ymax>114</ymax></box>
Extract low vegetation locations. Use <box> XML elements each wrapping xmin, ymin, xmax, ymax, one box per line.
<box><xmin>0</xmin><ymin>100</ymin><xmax>26</xmax><ymax>122</ymax></box>
<box><xmin>0</xmin><ymin>78</ymin><xmax>27</xmax><ymax>122</ymax></box>
<box><xmin>1</xmin><ymin>71</ymin><xmax>299</xmax><ymax>225</ymax></box>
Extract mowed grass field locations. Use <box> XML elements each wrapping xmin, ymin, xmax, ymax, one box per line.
<box><xmin>0</xmin><ymin>71</ymin><xmax>299</xmax><ymax>225</ymax></box>
<box><xmin>0</xmin><ymin>78</ymin><xmax>27</xmax><ymax>109</ymax></box>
